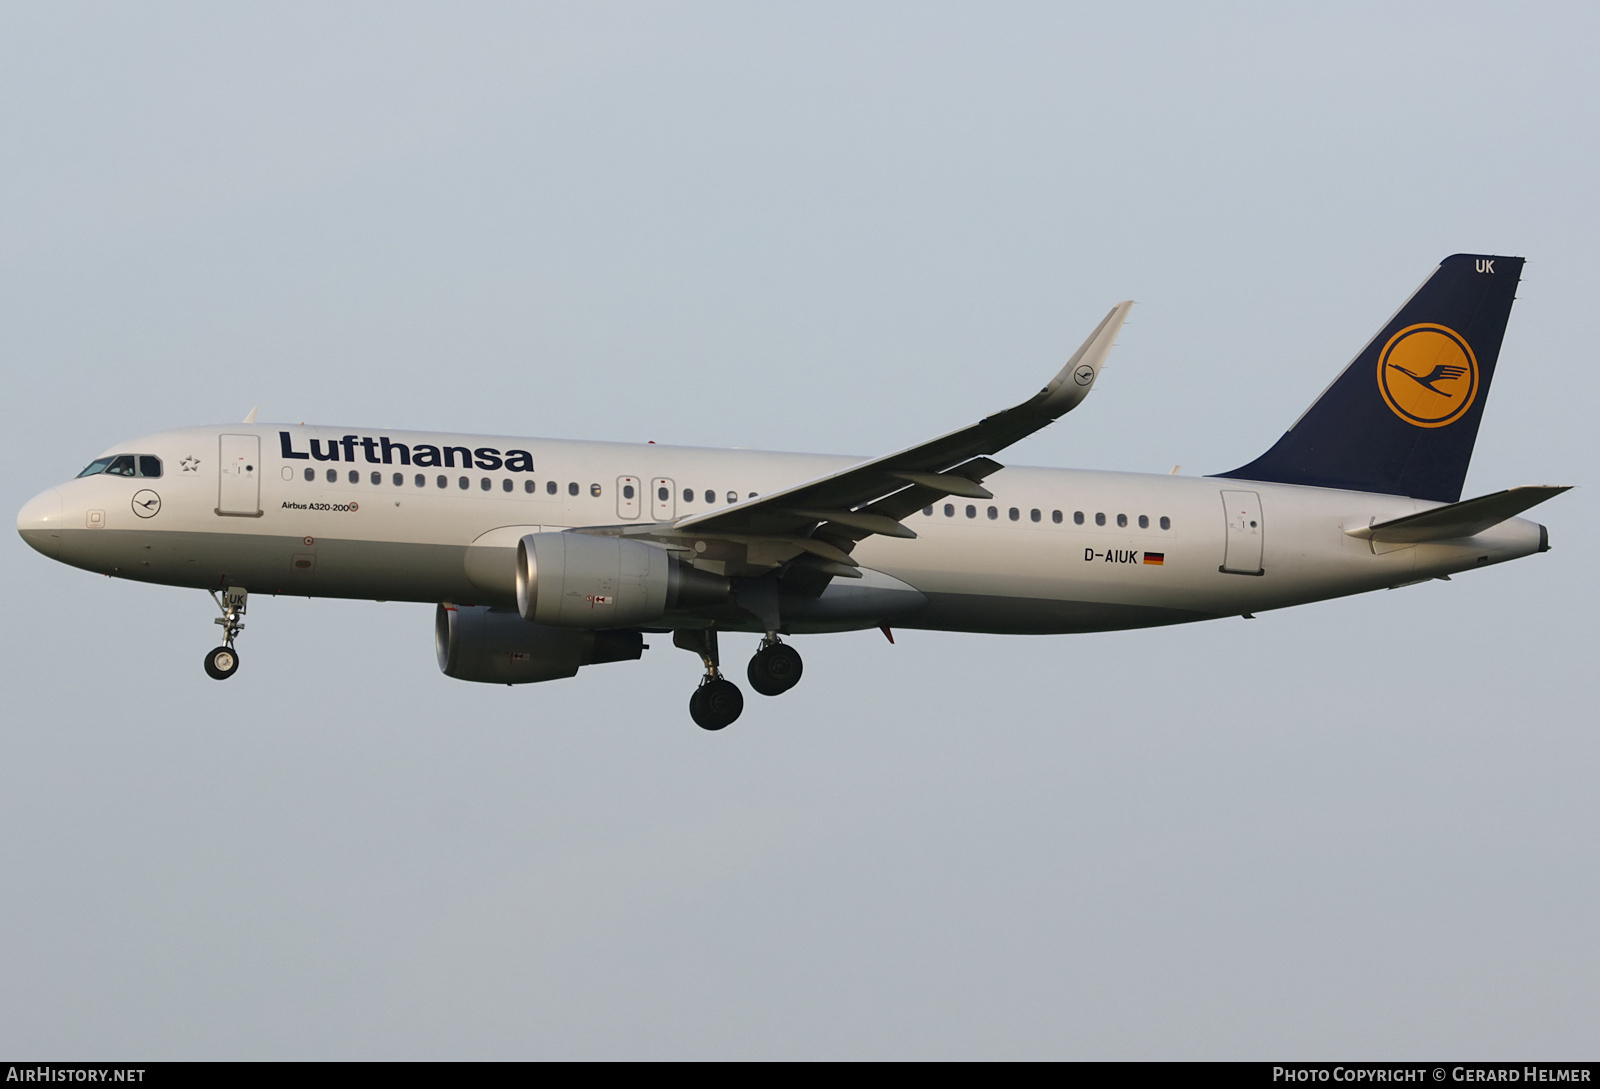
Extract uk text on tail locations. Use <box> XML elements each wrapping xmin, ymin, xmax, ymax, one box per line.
<box><xmin>1219</xmin><ymin>253</ymin><xmax>1523</xmax><ymax>502</ymax></box>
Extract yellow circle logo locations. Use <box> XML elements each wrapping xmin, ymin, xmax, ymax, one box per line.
<box><xmin>1376</xmin><ymin>323</ymin><xmax>1479</xmax><ymax>428</ymax></box>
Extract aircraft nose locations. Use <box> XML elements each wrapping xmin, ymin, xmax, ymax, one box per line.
<box><xmin>17</xmin><ymin>487</ymin><xmax>64</xmax><ymax>558</ymax></box>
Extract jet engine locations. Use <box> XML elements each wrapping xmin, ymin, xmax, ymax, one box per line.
<box><xmin>435</xmin><ymin>603</ymin><xmax>644</xmax><ymax>685</ymax></box>
<box><xmin>516</xmin><ymin>532</ymin><xmax>728</xmax><ymax>628</ymax></box>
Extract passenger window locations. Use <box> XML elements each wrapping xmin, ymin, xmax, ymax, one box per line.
<box><xmin>369</xmin><ymin>472</ymin><xmax>380</xmax><ymax>485</ymax></box>
<box><xmin>683</xmin><ymin>488</ymin><xmax>693</xmax><ymax>503</ymax></box>
<box><xmin>568</xmin><ymin>482</ymin><xmax>579</xmax><ymax>496</ymax></box>
<box><xmin>944</xmin><ymin>503</ymin><xmax>955</xmax><ymax>517</ymax></box>
<box><xmin>1052</xmin><ymin>510</ymin><xmax>1063</xmax><ymax>524</ymax></box>
<box><xmin>327</xmin><ymin>469</ymin><xmax>338</xmax><ymax>483</ymax></box>
<box><xmin>1095</xmin><ymin>513</ymin><xmax>1106</xmax><ymax>526</ymax></box>
<box><xmin>305</xmin><ymin>468</ymin><xmax>315</xmax><ymax>482</ymax></box>
<box><xmin>923</xmin><ymin>506</ymin><xmax>933</xmax><ymax>516</ymax></box>
<box><xmin>458</xmin><ymin>477</ymin><xmax>469</xmax><ymax>490</ymax></box>
<box><xmin>525</xmin><ymin>480</ymin><xmax>535</xmax><ymax>494</ymax></box>
<box><xmin>705</xmin><ymin>490</ymin><xmax>715</xmax><ymax>504</ymax></box>
<box><xmin>138</xmin><ymin>456</ymin><xmax>162</xmax><ymax>478</ymax></box>
<box><xmin>591</xmin><ymin>484</ymin><xmax>601</xmax><ymax>497</ymax></box>
<box><xmin>1008</xmin><ymin>507</ymin><xmax>1019</xmax><ymax>521</ymax></box>
<box><xmin>547</xmin><ymin>480</ymin><xmax>557</xmax><ymax>495</ymax></box>
<box><xmin>1160</xmin><ymin>516</ymin><xmax>1171</xmax><ymax>530</ymax></box>
<box><xmin>1030</xmin><ymin>509</ymin><xmax>1040</xmax><ymax>522</ymax></box>
<box><xmin>987</xmin><ymin>506</ymin><xmax>998</xmax><ymax>520</ymax></box>
<box><xmin>1074</xmin><ymin>511</ymin><xmax>1084</xmax><ymax>525</ymax></box>
<box><xmin>480</xmin><ymin>478</ymin><xmax>491</xmax><ymax>491</ymax></box>
<box><xmin>1138</xmin><ymin>514</ymin><xmax>1149</xmax><ymax>529</ymax></box>
<box><xmin>393</xmin><ymin>473</ymin><xmax>404</xmax><ymax>486</ymax></box>
<box><xmin>965</xmin><ymin>505</ymin><xmax>976</xmax><ymax>519</ymax></box>
<box><xmin>502</xmin><ymin>479</ymin><xmax>513</xmax><ymax>493</ymax></box>
<box><xmin>658</xmin><ymin>486</ymin><xmax>669</xmax><ymax>501</ymax></box>
<box><xmin>346</xmin><ymin>470</ymin><xmax>357</xmax><ymax>484</ymax></box>
<box><xmin>437</xmin><ymin>475</ymin><xmax>447</xmax><ymax>488</ymax></box>
<box><xmin>415</xmin><ymin>474</ymin><xmax>425</xmax><ymax>487</ymax></box>
<box><xmin>1117</xmin><ymin>513</ymin><xmax>1127</xmax><ymax>528</ymax></box>
<box><xmin>624</xmin><ymin>484</ymin><xmax>636</xmax><ymax>499</ymax></box>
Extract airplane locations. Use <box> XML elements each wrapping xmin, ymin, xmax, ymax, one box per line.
<box><xmin>16</xmin><ymin>253</ymin><xmax>1568</xmax><ymax>730</ymax></box>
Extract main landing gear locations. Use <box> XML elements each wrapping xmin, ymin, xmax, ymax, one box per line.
<box><xmin>675</xmin><ymin>630</ymin><xmax>806</xmax><ymax>729</ymax></box>
<box><xmin>676</xmin><ymin>629</ymin><xmax>743</xmax><ymax>730</ymax></box>
<box><xmin>747</xmin><ymin>636</ymin><xmax>803</xmax><ymax>696</ymax></box>
<box><xmin>204</xmin><ymin>586</ymin><xmax>247</xmax><ymax>681</ymax></box>
<box><xmin>689</xmin><ymin>677</ymin><xmax>744</xmax><ymax>731</ymax></box>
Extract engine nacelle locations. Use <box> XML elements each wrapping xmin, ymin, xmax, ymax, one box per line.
<box><xmin>435</xmin><ymin>603</ymin><xmax>643</xmax><ymax>685</ymax></box>
<box><xmin>516</xmin><ymin>532</ymin><xmax>728</xmax><ymax>628</ymax></box>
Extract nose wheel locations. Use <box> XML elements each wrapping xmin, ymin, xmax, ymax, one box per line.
<box><xmin>747</xmin><ymin>638</ymin><xmax>802</xmax><ymax>696</ymax></box>
<box><xmin>204</xmin><ymin>645</ymin><xmax>240</xmax><ymax>680</ymax></box>
<box><xmin>205</xmin><ymin>586</ymin><xmax>248</xmax><ymax>681</ymax></box>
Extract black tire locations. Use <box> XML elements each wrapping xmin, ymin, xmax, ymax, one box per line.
<box><xmin>204</xmin><ymin>645</ymin><xmax>239</xmax><ymax>680</ymax></box>
<box><xmin>689</xmin><ymin>677</ymin><xmax>744</xmax><ymax>730</ymax></box>
<box><xmin>747</xmin><ymin>642</ymin><xmax>803</xmax><ymax>696</ymax></box>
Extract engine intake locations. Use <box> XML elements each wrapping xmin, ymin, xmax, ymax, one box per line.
<box><xmin>435</xmin><ymin>603</ymin><xmax>643</xmax><ymax>685</ymax></box>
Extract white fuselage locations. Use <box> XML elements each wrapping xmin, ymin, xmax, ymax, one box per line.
<box><xmin>17</xmin><ymin>424</ymin><xmax>1546</xmax><ymax>635</ymax></box>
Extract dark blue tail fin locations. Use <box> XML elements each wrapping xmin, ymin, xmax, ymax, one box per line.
<box><xmin>1218</xmin><ymin>254</ymin><xmax>1523</xmax><ymax>502</ymax></box>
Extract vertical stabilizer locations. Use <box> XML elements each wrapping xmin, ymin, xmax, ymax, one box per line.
<box><xmin>1218</xmin><ymin>254</ymin><xmax>1523</xmax><ymax>502</ymax></box>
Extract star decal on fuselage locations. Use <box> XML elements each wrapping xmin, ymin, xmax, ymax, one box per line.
<box><xmin>180</xmin><ymin>455</ymin><xmax>201</xmax><ymax>472</ymax></box>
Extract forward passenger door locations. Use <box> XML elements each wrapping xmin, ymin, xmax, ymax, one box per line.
<box><xmin>217</xmin><ymin>434</ymin><xmax>261</xmax><ymax>517</ymax></box>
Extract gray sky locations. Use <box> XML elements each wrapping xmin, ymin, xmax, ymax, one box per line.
<box><xmin>2</xmin><ymin>1</ymin><xmax>1596</xmax><ymax>1059</ymax></box>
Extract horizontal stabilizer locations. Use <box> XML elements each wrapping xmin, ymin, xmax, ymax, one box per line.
<box><xmin>1346</xmin><ymin>485</ymin><xmax>1570</xmax><ymax>544</ymax></box>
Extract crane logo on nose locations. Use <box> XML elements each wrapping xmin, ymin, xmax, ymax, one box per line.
<box><xmin>131</xmin><ymin>490</ymin><xmax>162</xmax><ymax>518</ymax></box>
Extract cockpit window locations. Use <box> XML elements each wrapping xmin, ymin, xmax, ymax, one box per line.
<box><xmin>77</xmin><ymin>454</ymin><xmax>163</xmax><ymax>478</ymax></box>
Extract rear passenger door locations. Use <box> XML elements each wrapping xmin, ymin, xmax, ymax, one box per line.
<box><xmin>1219</xmin><ymin>489</ymin><xmax>1263</xmax><ymax>575</ymax></box>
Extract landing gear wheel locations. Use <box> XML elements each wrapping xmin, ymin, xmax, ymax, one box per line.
<box><xmin>204</xmin><ymin>646</ymin><xmax>240</xmax><ymax>680</ymax></box>
<box><xmin>747</xmin><ymin>642</ymin><xmax>803</xmax><ymax>696</ymax></box>
<box><xmin>689</xmin><ymin>677</ymin><xmax>744</xmax><ymax>730</ymax></box>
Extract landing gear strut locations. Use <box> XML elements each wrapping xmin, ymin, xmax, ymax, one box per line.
<box><xmin>747</xmin><ymin>636</ymin><xmax>802</xmax><ymax>696</ymax></box>
<box><xmin>204</xmin><ymin>586</ymin><xmax>247</xmax><ymax>681</ymax></box>
<box><xmin>675</xmin><ymin>628</ymin><xmax>743</xmax><ymax>730</ymax></box>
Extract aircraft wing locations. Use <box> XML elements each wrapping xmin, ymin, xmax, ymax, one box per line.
<box><xmin>668</xmin><ymin>301</ymin><xmax>1133</xmax><ymax>567</ymax></box>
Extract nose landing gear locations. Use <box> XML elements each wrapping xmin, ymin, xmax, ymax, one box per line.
<box><xmin>674</xmin><ymin>628</ymin><xmax>744</xmax><ymax>730</ymax></box>
<box><xmin>747</xmin><ymin>637</ymin><xmax>802</xmax><ymax>696</ymax></box>
<box><xmin>204</xmin><ymin>586</ymin><xmax>247</xmax><ymax>681</ymax></box>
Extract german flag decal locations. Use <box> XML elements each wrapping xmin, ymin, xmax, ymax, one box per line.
<box><xmin>1143</xmin><ymin>552</ymin><xmax>1165</xmax><ymax>566</ymax></box>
